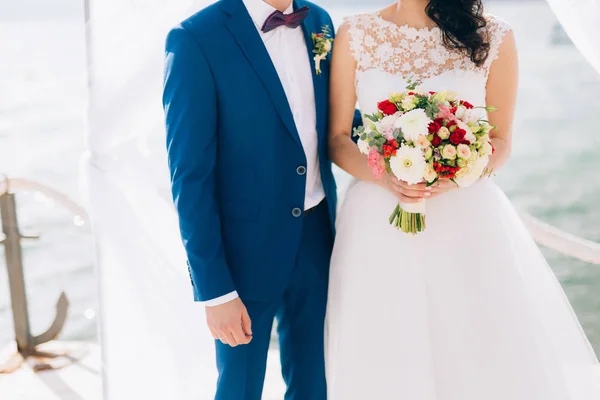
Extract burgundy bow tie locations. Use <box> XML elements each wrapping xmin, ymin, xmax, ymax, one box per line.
<box><xmin>261</xmin><ymin>6</ymin><xmax>310</xmax><ymax>33</ymax></box>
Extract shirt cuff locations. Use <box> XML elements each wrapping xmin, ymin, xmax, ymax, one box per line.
<box><xmin>203</xmin><ymin>291</ymin><xmax>239</xmax><ymax>307</ymax></box>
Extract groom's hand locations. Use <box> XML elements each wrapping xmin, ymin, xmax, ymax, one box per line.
<box><xmin>206</xmin><ymin>297</ymin><xmax>253</xmax><ymax>347</ymax></box>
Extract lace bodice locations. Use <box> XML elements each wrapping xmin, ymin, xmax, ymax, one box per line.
<box><xmin>344</xmin><ymin>13</ymin><xmax>511</xmax><ymax>116</ymax></box>
<box><xmin>345</xmin><ymin>13</ymin><xmax>510</xmax><ymax>80</ymax></box>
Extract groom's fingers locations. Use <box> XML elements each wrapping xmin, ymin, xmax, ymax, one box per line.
<box><xmin>231</xmin><ymin>324</ymin><xmax>251</xmax><ymax>346</ymax></box>
<box><xmin>209</xmin><ymin>328</ymin><xmax>219</xmax><ymax>340</ymax></box>
<box><xmin>223</xmin><ymin>331</ymin><xmax>238</xmax><ymax>347</ymax></box>
<box><xmin>241</xmin><ymin>309</ymin><xmax>253</xmax><ymax>337</ymax></box>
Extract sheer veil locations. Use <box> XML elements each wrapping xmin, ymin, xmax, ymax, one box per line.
<box><xmin>84</xmin><ymin>1</ymin><xmax>218</xmax><ymax>398</ymax></box>
<box><xmin>82</xmin><ymin>0</ymin><xmax>600</xmax><ymax>399</ymax></box>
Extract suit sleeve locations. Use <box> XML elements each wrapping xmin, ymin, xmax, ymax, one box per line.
<box><xmin>163</xmin><ymin>26</ymin><xmax>236</xmax><ymax>302</ymax></box>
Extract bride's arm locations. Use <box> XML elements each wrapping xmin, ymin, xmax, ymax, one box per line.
<box><xmin>328</xmin><ymin>25</ymin><xmax>378</xmax><ymax>184</ymax></box>
<box><xmin>328</xmin><ymin>25</ymin><xmax>432</xmax><ymax>203</ymax></box>
<box><xmin>485</xmin><ymin>30</ymin><xmax>519</xmax><ymax>173</ymax></box>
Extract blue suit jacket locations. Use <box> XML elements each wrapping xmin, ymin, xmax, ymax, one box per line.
<box><xmin>163</xmin><ymin>0</ymin><xmax>360</xmax><ymax>302</ymax></box>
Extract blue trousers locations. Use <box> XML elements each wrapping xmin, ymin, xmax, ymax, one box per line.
<box><xmin>214</xmin><ymin>201</ymin><xmax>332</xmax><ymax>400</ymax></box>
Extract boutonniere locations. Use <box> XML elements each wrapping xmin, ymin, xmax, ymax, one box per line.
<box><xmin>311</xmin><ymin>25</ymin><xmax>334</xmax><ymax>75</ymax></box>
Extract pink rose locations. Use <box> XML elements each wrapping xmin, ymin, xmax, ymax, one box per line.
<box><xmin>368</xmin><ymin>148</ymin><xmax>386</xmax><ymax>179</ymax></box>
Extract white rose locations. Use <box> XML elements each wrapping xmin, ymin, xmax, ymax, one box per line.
<box><xmin>323</xmin><ymin>40</ymin><xmax>332</xmax><ymax>53</ymax></box>
<box><xmin>457</xmin><ymin>144</ymin><xmax>472</xmax><ymax>160</ymax></box>
<box><xmin>401</xmin><ymin>95</ymin><xmax>417</xmax><ymax>111</ymax></box>
<box><xmin>446</xmin><ymin>91</ymin><xmax>457</xmax><ymax>101</ymax></box>
<box><xmin>478</xmin><ymin>134</ymin><xmax>491</xmax><ymax>144</ymax></box>
<box><xmin>423</xmin><ymin>162</ymin><xmax>437</xmax><ymax>183</ymax></box>
<box><xmin>469</xmin><ymin>149</ymin><xmax>479</xmax><ymax>162</ymax></box>
<box><xmin>480</xmin><ymin>141</ymin><xmax>493</xmax><ymax>156</ymax></box>
<box><xmin>455</xmin><ymin>105</ymin><xmax>468</xmax><ymax>120</ymax></box>
<box><xmin>357</xmin><ymin>138</ymin><xmax>370</xmax><ymax>155</ymax></box>
<box><xmin>455</xmin><ymin>155</ymin><xmax>489</xmax><ymax>187</ymax></box>
<box><xmin>437</xmin><ymin>126</ymin><xmax>450</xmax><ymax>140</ymax></box>
<box><xmin>442</xmin><ymin>144</ymin><xmax>457</xmax><ymax>160</ymax></box>
<box><xmin>415</xmin><ymin>135</ymin><xmax>431</xmax><ymax>149</ymax></box>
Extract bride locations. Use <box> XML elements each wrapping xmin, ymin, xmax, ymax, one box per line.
<box><xmin>325</xmin><ymin>0</ymin><xmax>600</xmax><ymax>398</ymax></box>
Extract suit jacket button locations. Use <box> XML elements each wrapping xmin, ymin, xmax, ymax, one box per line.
<box><xmin>296</xmin><ymin>166</ymin><xmax>306</xmax><ymax>175</ymax></box>
<box><xmin>292</xmin><ymin>208</ymin><xmax>302</xmax><ymax>217</ymax></box>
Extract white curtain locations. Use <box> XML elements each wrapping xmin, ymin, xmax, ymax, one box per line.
<box><xmin>545</xmin><ymin>0</ymin><xmax>600</xmax><ymax>75</ymax></box>
<box><xmin>84</xmin><ymin>1</ymin><xmax>219</xmax><ymax>399</ymax></box>
<box><xmin>83</xmin><ymin>0</ymin><xmax>600</xmax><ymax>399</ymax></box>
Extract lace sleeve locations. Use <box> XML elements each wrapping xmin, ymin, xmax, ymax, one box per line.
<box><xmin>484</xmin><ymin>15</ymin><xmax>512</xmax><ymax>72</ymax></box>
<box><xmin>343</xmin><ymin>14</ymin><xmax>374</xmax><ymax>72</ymax></box>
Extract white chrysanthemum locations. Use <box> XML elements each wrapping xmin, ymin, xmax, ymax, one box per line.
<box><xmin>394</xmin><ymin>109</ymin><xmax>432</xmax><ymax>143</ymax></box>
<box><xmin>423</xmin><ymin>162</ymin><xmax>437</xmax><ymax>183</ymax></box>
<box><xmin>455</xmin><ymin>155</ymin><xmax>489</xmax><ymax>187</ymax></box>
<box><xmin>389</xmin><ymin>144</ymin><xmax>427</xmax><ymax>185</ymax></box>
<box><xmin>357</xmin><ymin>138</ymin><xmax>370</xmax><ymax>155</ymax></box>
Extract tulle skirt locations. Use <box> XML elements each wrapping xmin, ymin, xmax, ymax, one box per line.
<box><xmin>325</xmin><ymin>179</ymin><xmax>600</xmax><ymax>399</ymax></box>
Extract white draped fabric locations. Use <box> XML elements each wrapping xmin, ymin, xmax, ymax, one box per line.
<box><xmin>83</xmin><ymin>1</ymin><xmax>600</xmax><ymax>399</ymax></box>
<box><xmin>84</xmin><ymin>1</ymin><xmax>219</xmax><ymax>399</ymax></box>
<box><xmin>545</xmin><ymin>0</ymin><xmax>600</xmax><ymax>75</ymax></box>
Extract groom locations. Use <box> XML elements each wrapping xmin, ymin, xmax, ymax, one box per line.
<box><xmin>163</xmin><ymin>0</ymin><xmax>360</xmax><ymax>398</ymax></box>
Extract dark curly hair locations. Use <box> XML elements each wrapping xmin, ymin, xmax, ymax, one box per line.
<box><xmin>425</xmin><ymin>0</ymin><xmax>490</xmax><ymax>66</ymax></box>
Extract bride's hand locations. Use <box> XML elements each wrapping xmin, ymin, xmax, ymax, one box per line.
<box><xmin>379</xmin><ymin>175</ymin><xmax>458</xmax><ymax>202</ymax></box>
<box><xmin>428</xmin><ymin>179</ymin><xmax>459</xmax><ymax>198</ymax></box>
<box><xmin>379</xmin><ymin>173</ymin><xmax>432</xmax><ymax>203</ymax></box>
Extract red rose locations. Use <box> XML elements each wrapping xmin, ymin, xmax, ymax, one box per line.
<box><xmin>446</xmin><ymin>120</ymin><xmax>457</xmax><ymax>129</ymax></box>
<box><xmin>435</xmin><ymin>118</ymin><xmax>445</xmax><ymax>126</ymax></box>
<box><xmin>316</xmin><ymin>33</ymin><xmax>323</xmax><ymax>37</ymax></box>
<box><xmin>449</xmin><ymin>129</ymin><xmax>466</xmax><ymax>145</ymax></box>
<box><xmin>429</xmin><ymin>91</ymin><xmax>436</xmax><ymax>95</ymax></box>
<box><xmin>450</xmin><ymin>106</ymin><xmax>458</xmax><ymax>114</ymax></box>
<box><xmin>408</xmin><ymin>91</ymin><xmax>415</xmax><ymax>96</ymax></box>
<box><xmin>460</xmin><ymin>100</ymin><xmax>474</xmax><ymax>109</ymax></box>
<box><xmin>428</xmin><ymin>121</ymin><xmax>442</xmax><ymax>134</ymax></box>
<box><xmin>431</xmin><ymin>135</ymin><xmax>442</xmax><ymax>147</ymax></box>
<box><xmin>377</xmin><ymin>100</ymin><xmax>397</xmax><ymax>116</ymax></box>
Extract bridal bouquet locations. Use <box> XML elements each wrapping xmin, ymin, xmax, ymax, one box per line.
<box><xmin>354</xmin><ymin>82</ymin><xmax>496</xmax><ymax>234</ymax></box>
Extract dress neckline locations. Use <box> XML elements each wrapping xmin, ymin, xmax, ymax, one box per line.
<box><xmin>373</xmin><ymin>11</ymin><xmax>440</xmax><ymax>37</ymax></box>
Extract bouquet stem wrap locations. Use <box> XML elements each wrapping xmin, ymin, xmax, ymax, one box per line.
<box><xmin>389</xmin><ymin>201</ymin><xmax>427</xmax><ymax>234</ymax></box>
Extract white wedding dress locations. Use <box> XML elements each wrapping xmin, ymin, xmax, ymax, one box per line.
<box><xmin>325</xmin><ymin>13</ymin><xmax>600</xmax><ymax>400</ymax></box>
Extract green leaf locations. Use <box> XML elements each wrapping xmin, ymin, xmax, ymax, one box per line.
<box><xmin>426</xmin><ymin>177</ymin><xmax>439</xmax><ymax>187</ymax></box>
<box><xmin>365</xmin><ymin>114</ymin><xmax>379</xmax><ymax>123</ymax></box>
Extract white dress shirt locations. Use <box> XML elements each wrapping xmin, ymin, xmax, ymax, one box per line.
<box><xmin>205</xmin><ymin>0</ymin><xmax>324</xmax><ymax>307</ymax></box>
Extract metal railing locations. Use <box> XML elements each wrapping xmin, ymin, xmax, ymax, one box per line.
<box><xmin>0</xmin><ymin>175</ymin><xmax>598</xmax><ymax>371</ymax></box>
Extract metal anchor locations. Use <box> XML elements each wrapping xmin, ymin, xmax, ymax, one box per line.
<box><xmin>0</xmin><ymin>180</ymin><xmax>70</xmax><ymax>371</ymax></box>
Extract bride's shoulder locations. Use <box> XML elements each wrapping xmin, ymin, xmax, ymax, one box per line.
<box><xmin>483</xmin><ymin>14</ymin><xmax>512</xmax><ymax>38</ymax></box>
<box><xmin>339</xmin><ymin>12</ymin><xmax>380</xmax><ymax>32</ymax></box>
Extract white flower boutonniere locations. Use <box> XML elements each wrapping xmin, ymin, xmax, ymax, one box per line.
<box><xmin>311</xmin><ymin>25</ymin><xmax>334</xmax><ymax>75</ymax></box>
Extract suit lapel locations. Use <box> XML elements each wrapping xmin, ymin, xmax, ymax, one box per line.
<box><xmin>221</xmin><ymin>0</ymin><xmax>302</xmax><ymax>147</ymax></box>
<box><xmin>297</xmin><ymin>0</ymin><xmax>326</xmax><ymax>142</ymax></box>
